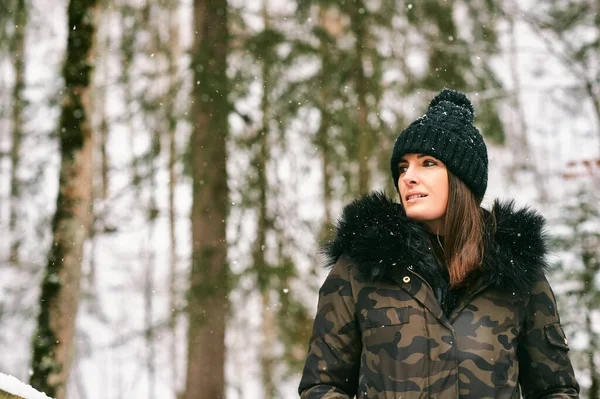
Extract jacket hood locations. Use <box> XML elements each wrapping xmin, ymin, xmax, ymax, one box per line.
<box><xmin>323</xmin><ymin>191</ymin><xmax>549</xmax><ymax>297</ymax></box>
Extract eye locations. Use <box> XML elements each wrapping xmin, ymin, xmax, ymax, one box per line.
<box><xmin>398</xmin><ymin>165</ymin><xmax>408</xmax><ymax>174</ymax></box>
<box><xmin>423</xmin><ymin>159</ymin><xmax>437</xmax><ymax>167</ymax></box>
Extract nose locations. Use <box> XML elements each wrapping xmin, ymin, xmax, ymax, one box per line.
<box><xmin>401</xmin><ymin>166</ymin><xmax>419</xmax><ymax>187</ymax></box>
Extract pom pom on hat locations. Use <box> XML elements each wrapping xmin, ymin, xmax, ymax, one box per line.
<box><xmin>428</xmin><ymin>88</ymin><xmax>475</xmax><ymax>122</ymax></box>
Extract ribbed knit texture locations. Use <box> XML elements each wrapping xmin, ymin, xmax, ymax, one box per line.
<box><xmin>390</xmin><ymin>88</ymin><xmax>488</xmax><ymax>200</ymax></box>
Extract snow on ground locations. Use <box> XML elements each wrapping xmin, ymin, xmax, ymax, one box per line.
<box><xmin>0</xmin><ymin>373</ymin><xmax>53</xmax><ymax>399</ymax></box>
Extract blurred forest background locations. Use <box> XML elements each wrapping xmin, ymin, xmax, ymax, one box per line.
<box><xmin>0</xmin><ymin>0</ymin><xmax>599</xmax><ymax>398</ymax></box>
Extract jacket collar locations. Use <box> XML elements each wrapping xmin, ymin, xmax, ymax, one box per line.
<box><xmin>323</xmin><ymin>191</ymin><xmax>549</xmax><ymax>297</ymax></box>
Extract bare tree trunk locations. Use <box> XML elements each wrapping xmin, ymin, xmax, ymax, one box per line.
<box><xmin>9</xmin><ymin>0</ymin><xmax>27</xmax><ymax>264</ymax></box>
<box><xmin>167</xmin><ymin>108</ymin><xmax>180</xmax><ymax>396</ymax></box>
<box><xmin>349</xmin><ymin>0</ymin><xmax>370</xmax><ymax>195</ymax></box>
<box><xmin>95</xmin><ymin>0</ymin><xmax>110</xmax><ymax>203</ymax></box>
<box><xmin>167</xmin><ymin>89</ymin><xmax>180</xmax><ymax>397</ymax></box>
<box><xmin>145</xmin><ymin>204</ymin><xmax>156</xmax><ymax>399</ymax></box>
<box><xmin>507</xmin><ymin>15</ymin><xmax>548</xmax><ymax>203</ymax></box>
<box><xmin>317</xmin><ymin>7</ymin><xmax>333</xmax><ymax>229</ymax></box>
<box><xmin>98</xmin><ymin>90</ymin><xmax>109</xmax><ymax>202</ymax></box>
<box><xmin>583</xmin><ymin>80</ymin><xmax>600</xmax><ymax>153</ymax></box>
<box><xmin>88</xmin><ymin>0</ymin><xmax>111</xmax><ymax>287</ymax></box>
<box><xmin>29</xmin><ymin>1</ymin><xmax>97</xmax><ymax>398</ymax></box>
<box><xmin>261</xmin><ymin>291</ymin><xmax>276</xmax><ymax>399</ymax></box>
<box><xmin>183</xmin><ymin>0</ymin><xmax>229</xmax><ymax>398</ymax></box>
<box><xmin>256</xmin><ymin>3</ymin><xmax>276</xmax><ymax>397</ymax></box>
<box><xmin>521</xmin><ymin>2</ymin><xmax>600</xmax><ymax>155</ymax></box>
<box><xmin>144</xmin><ymin>3</ymin><xmax>163</xmax><ymax>395</ymax></box>
<box><xmin>164</xmin><ymin>0</ymin><xmax>181</xmax><ymax>393</ymax></box>
<box><xmin>119</xmin><ymin>2</ymin><xmax>139</xmax><ymax>190</ymax></box>
<box><xmin>586</xmin><ymin>311</ymin><xmax>599</xmax><ymax>399</ymax></box>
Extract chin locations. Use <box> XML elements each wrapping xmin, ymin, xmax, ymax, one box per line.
<box><xmin>405</xmin><ymin>211</ymin><xmax>443</xmax><ymax>224</ymax></box>
<box><xmin>407</xmin><ymin>214</ymin><xmax>430</xmax><ymax>222</ymax></box>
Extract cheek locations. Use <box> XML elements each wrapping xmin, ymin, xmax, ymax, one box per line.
<box><xmin>441</xmin><ymin>186</ymin><xmax>449</xmax><ymax>207</ymax></box>
<box><xmin>431</xmin><ymin>198</ymin><xmax>447</xmax><ymax>218</ymax></box>
<box><xmin>398</xmin><ymin>183</ymin><xmax>406</xmax><ymax>202</ymax></box>
<box><xmin>435</xmin><ymin>172</ymin><xmax>449</xmax><ymax>209</ymax></box>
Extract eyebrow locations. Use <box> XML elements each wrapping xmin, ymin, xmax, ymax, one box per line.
<box><xmin>398</xmin><ymin>154</ymin><xmax>428</xmax><ymax>163</ymax></box>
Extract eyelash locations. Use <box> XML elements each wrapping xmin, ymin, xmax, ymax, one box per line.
<box><xmin>398</xmin><ymin>160</ymin><xmax>436</xmax><ymax>174</ymax></box>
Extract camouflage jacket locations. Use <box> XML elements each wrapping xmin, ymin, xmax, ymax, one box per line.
<box><xmin>299</xmin><ymin>192</ymin><xmax>579</xmax><ymax>399</ymax></box>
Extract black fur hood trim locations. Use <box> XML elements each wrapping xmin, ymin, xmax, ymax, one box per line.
<box><xmin>322</xmin><ymin>191</ymin><xmax>549</xmax><ymax>296</ymax></box>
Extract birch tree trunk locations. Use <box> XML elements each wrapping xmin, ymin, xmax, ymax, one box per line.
<box><xmin>183</xmin><ymin>0</ymin><xmax>229</xmax><ymax>398</ymax></box>
<box><xmin>29</xmin><ymin>0</ymin><xmax>97</xmax><ymax>398</ymax></box>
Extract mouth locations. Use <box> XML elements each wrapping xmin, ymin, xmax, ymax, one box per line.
<box><xmin>406</xmin><ymin>194</ymin><xmax>428</xmax><ymax>202</ymax></box>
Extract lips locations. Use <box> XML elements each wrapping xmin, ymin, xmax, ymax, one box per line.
<box><xmin>406</xmin><ymin>193</ymin><xmax>428</xmax><ymax>202</ymax></box>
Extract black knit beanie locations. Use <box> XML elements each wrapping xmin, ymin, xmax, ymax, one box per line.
<box><xmin>390</xmin><ymin>88</ymin><xmax>488</xmax><ymax>200</ymax></box>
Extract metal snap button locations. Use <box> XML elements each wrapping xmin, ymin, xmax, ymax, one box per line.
<box><xmin>403</xmin><ymin>276</ymin><xmax>410</xmax><ymax>283</ymax></box>
<box><xmin>564</xmin><ymin>338</ymin><xmax>568</xmax><ymax>345</ymax></box>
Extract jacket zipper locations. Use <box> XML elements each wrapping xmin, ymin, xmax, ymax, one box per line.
<box><xmin>408</xmin><ymin>266</ymin><xmax>462</xmax><ymax>398</ymax></box>
<box><xmin>406</xmin><ymin>266</ymin><xmax>453</xmax><ymax>329</ymax></box>
<box><xmin>407</xmin><ymin>266</ymin><xmax>435</xmax><ymax>295</ymax></box>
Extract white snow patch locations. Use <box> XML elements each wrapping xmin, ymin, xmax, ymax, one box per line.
<box><xmin>0</xmin><ymin>373</ymin><xmax>53</xmax><ymax>399</ymax></box>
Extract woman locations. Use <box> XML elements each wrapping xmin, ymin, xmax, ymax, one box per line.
<box><xmin>298</xmin><ymin>89</ymin><xmax>579</xmax><ymax>399</ymax></box>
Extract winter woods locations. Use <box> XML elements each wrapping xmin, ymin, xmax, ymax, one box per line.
<box><xmin>0</xmin><ymin>0</ymin><xmax>599</xmax><ymax>398</ymax></box>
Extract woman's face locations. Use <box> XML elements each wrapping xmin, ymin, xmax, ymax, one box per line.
<box><xmin>397</xmin><ymin>153</ymin><xmax>449</xmax><ymax>233</ymax></box>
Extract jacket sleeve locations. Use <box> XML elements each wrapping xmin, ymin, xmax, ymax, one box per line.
<box><xmin>517</xmin><ymin>276</ymin><xmax>580</xmax><ymax>399</ymax></box>
<box><xmin>298</xmin><ymin>256</ymin><xmax>361</xmax><ymax>398</ymax></box>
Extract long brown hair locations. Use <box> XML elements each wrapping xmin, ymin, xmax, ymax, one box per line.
<box><xmin>438</xmin><ymin>171</ymin><xmax>488</xmax><ymax>287</ymax></box>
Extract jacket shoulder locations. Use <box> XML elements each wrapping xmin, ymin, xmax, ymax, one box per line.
<box><xmin>483</xmin><ymin>200</ymin><xmax>551</xmax><ymax>292</ymax></box>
